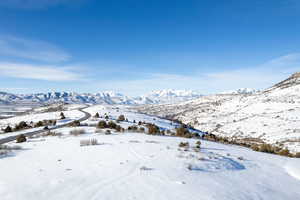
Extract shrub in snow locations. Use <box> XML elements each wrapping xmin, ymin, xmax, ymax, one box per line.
<box><xmin>115</xmin><ymin>125</ymin><xmax>122</xmax><ymax>132</ymax></box>
<box><xmin>147</xmin><ymin>124</ymin><xmax>160</xmax><ymax>135</ymax></box>
<box><xmin>70</xmin><ymin>129</ymin><xmax>86</xmax><ymax>136</ymax></box>
<box><xmin>250</xmin><ymin>143</ymin><xmax>294</xmax><ymax>157</ymax></box>
<box><xmin>3</xmin><ymin>125</ymin><xmax>13</xmax><ymax>133</ymax></box>
<box><xmin>97</xmin><ymin>120</ymin><xmax>107</xmax><ymax>129</ymax></box>
<box><xmin>251</xmin><ymin>144</ymin><xmax>260</xmax><ymax>152</ymax></box>
<box><xmin>194</xmin><ymin>141</ymin><xmax>201</xmax><ymax>149</ymax></box>
<box><xmin>128</xmin><ymin>125</ymin><xmax>138</xmax><ymax>131</ymax></box>
<box><xmin>187</xmin><ymin>164</ymin><xmax>193</xmax><ymax>171</ymax></box>
<box><xmin>34</xmin><ymin>120</ymin><xmax>56</xmax><ymax>128</ymax></box>
<box><xmin>60</xmin><ymin>112</ymin><xmax>66</xmax><ymax>120</ymax></box>
<box><xmin>97</xmin><ymin>120</ymin><xmax>122</xmax><ymax>132</ymax></box>
<box><xmin>176</xmin><ymin>127</ymin><xmax>192</xmax><ymax>138</ymax></box>
<box><xmin>203</xmin><ymin>133</ymin><xmax>217</xmax><ymax>141</ymax></box>
<box><xmin>257</xmin><ymin>143</ymin><xmax>275</xmax><ymax>153</ymax></box>
<box><xmin>107</xmin><ymin>121</ymin><xmax>117</xmax><ymax>129</ymax></box>
<box><xmin>16</xmin><ymin>134</ymin><xmax>27</xmax><ymax>143</ymax></box>
<box><xmin>139</xmin><ymin>127</ymin><xmax>145</xmax><ymax>133</ymax></box>
<box><xmin>69</xmin><ymin>120</ymin><xmax>81</xmax><ymax>127</ymax></box>
<box><xmin>42</xmin><ymin>131</ymin><xmax>62</xmax><ymax>137</ymax></box>
<box><xmin>278</xmin><ymin>149</ymin><xmax>291</xmax><ymax>157</ymax></box>
<box><xmin>140</xmin><ymin>166</ymin><xmax>152</xmax><ymax>171</ymax></box>
<box><xmin>94</xmin><ymin>112</ymin><xmax>100</xmax><ymax>118</ymax></box>
<box><xmin>105</xmin><ymin>130</ymin><xmax>111</xmax><ymax>135</ymax></box>
<box><xmin>129</xmin><ymin>140</ymin><xmax>140</xmax><ymax>143</ymax></box>
<box><xmin>117</xmin><ymin>115</ymin><xmax>125</xmax><ymax>121</ymax></box>
<box><xmin>34</xmin><ymin>121</ymin><xmax>44</xmax><ymax>127</ymax></box>
<box><xmin>179</xmin><ymin>142</ymin><xmax>189</xmax><ymax>148</ymax></box>
<box><xmin>295</xmin><ymin>152</ymin><xmax>300</xmax><ymax>158</ymax></box>
<box><xmin>237</xmin><ymin>156</ymin><xmax>244</xmax><ymax>160</ymax></box>
<box><xmin>91</xmin><ymin>138</ymin><xmax>98</xmax><ymax>145</ymax></box>
<box><xmin>80</xmin><ymin>138</ymin><xmax>99</xmax><ymax>146</ymax></box>
<box><xmin>145</xmin><ymin>140</ymin><xmax>159</xmax><ymax>144</ymax></box>
<box><xmin>14</xmin><ymin>121</ymin><xmax>30</xmax><ymax>131</ymax></box>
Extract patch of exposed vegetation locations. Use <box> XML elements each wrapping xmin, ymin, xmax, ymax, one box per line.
<box><xmin>69</xmin><ymin>120</ymin><xmax>81</xmax><ymax>127</ymax></box>
<box><xmin>80</xmin><ymin>138</ymin><xmax>99</xmax><ymax>146</ymax></box>
<box><xmin>70</xmin><ymin>129</ymin><xmax>86</xmax><ymax>136</ymax></box>
<box><xmin>16</xmin><ymin>134</ymin><xmax>27</xmax><ymax>143</ymax></box>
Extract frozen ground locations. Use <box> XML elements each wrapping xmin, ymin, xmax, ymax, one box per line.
<box><xmin>0</xmin><ymin>105</ymin><xmax>299</xmax><ymax>200</ymax></box>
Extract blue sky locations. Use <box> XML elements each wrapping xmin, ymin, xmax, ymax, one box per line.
<box><xmin>0</xmin><ymin>0</ymin><xmax>300</xmax><ymax>95</ymax></box>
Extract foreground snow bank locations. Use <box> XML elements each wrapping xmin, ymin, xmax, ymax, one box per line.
<box><xmin>1</xmin><ymin>105</ymin><xmax>300</xmax><ymax>200</ymax></box>
<box><xmin>286</xmin><ymin>160</ymin><xmax>300</xmax><ymax>180</ymax></box>
<box><xmin>1</xmin><ymin>131</ymin><xmax>300</xmax><ymax>200</ymax></box>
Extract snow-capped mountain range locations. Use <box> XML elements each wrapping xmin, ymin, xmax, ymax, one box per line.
<box><xmin>0</xmin><ymin>89</ymin><xmax>204</xmax><ymax>105</ymax></box>
<box><xmin>220</xmin><ymin>88</ymin><xmax>260</xmax><ymax>95</ymax></box>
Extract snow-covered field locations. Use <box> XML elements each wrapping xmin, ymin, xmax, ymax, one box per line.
<box><xmin>0</xmin><ymin>105</ymin><xmax>299</xmax><ymax>200</ymax></box>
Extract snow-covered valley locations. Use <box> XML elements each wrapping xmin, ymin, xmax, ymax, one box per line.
<box><xmin>0</xmin><ymin>105</ymin><xmax>299</xmax><ymax>200</ymax></box>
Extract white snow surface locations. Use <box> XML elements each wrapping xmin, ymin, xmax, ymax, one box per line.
<box><xmin>0</xmin><ymin>105</ymin><xmax>299</xmax><ymax>200</ymax></box>
<box><xmin>285</xmin><ymin>160</ymin><xmax>300</xmax><ymax>181</ymax></box>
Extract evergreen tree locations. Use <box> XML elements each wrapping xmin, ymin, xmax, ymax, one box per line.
<box><xmin>60</xmin><ymin>112</ymin><xmax>66</xmax><ymax>120</ymax></box>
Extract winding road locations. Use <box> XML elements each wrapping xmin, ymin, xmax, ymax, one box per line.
<box><xmin>0</xmin><ymin>107</ymin><xmax>91</xmax><ymax>145</ymax></box>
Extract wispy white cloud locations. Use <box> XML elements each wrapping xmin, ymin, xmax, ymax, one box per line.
<box><xmin>266</xmin><ymin>53</ymin><xmax>300</xmax><ymax>69</ymax></box>
<box><xmin>0</xmin><ymin>0</ymin><xmax>74</xmax><ymax>9</ymax></box>
<box><xmin>93</xmin><ymin>53</ymin><xmax>300</xmax><ymax>95</ymax></box>
<box><xmin>0</xmin><ymin>62</ymin><xmax>83</xmax><ymax>81</ymax></box>
<box><xmin>0</xmin><ymin>36</ymin><xmax>71</xmax><ymax>62</ymax></box>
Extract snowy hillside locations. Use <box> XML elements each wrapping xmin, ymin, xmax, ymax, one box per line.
<box><xmin>0</xmin><ymin>105</ymin><xmax>299</xmax><ymax>200</ymax></box>
<box><xmin>0</xmin><ymin>90</ymin><xmax>202</xmax><ymax>105</ymax></box>
<box><xmin>136</xmin><ymin>73</ymin><xmax>300</xmax><ymax>152</ymax></box>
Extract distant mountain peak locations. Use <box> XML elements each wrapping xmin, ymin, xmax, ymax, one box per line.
<box><xmin>221</xmin><ymin>88</ymin><xmax>259</xmax><ymax>95</ymax></box>
<box><xmin>142</xmin><ymin>89</ymin><xmax>202</xmax><ymax>104</ymax></box>
<box><xmin>147</xmin><ymin>89</ymin><xmax>201</xmax><ymax>97</ymax></box>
